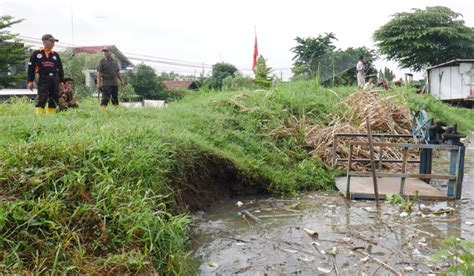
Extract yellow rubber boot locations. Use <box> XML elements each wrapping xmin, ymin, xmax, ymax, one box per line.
<box><xmin>46</xmin><ymin>107</ymin><xmax>57</xmax><ymax>114</ymax></box>
<box><xmin>35</xmin><ymin>107</ymin><xmax>45</xmax><ymax>115</ymax></box>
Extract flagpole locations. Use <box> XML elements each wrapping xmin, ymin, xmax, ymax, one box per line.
<box><xmin>252</xmin><ymin>26</ymin><xmax>258</xmax><ymax>71</ymax></box>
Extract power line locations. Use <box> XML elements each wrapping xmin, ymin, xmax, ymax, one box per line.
<box><xmin>17</xmin><ymin>35</ymin><xmax>295</xmax><ymax>73</ymax></box>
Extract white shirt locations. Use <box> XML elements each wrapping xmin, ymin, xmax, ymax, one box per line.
<box><xmin>356</xmin><ymin>61</ymin><xmax>365</xmax><ymax>72</ymax></box>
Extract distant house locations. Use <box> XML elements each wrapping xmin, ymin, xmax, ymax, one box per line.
<box><xmin>427</xmin><ymin>59</ymin><xmax>474</xmax><ymax>103</ymax></box>
<box><xmin>161</xmin><ymin>80</ymin><xmax>198</xmax><ymax>91</ymax></box>
<box><xmin>73</xmin><ymin>45</ymin><xmax>133</xmax><ymax>87</ymax></box>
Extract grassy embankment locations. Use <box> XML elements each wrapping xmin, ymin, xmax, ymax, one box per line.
<box><xmin>1</xmin><ymin>82</ymin><xmax>473</xmax><ymax>273</ymax></box>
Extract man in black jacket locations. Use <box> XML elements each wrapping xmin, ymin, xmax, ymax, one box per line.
<box><xmin>27</xmin><ymin>34</ymin><xmax>64</xmax><ymax>114</ymax></box>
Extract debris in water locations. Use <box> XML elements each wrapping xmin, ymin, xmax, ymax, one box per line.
<box><xmin>404</xmin><ymin>266</ymin><xmax>414</xmax><ymax>272</ymax></box>
<box><xmin>419</xmin><ymin>204</ymin><xmax>432</xmax><ymax>212</ymax></box>
<box><xmin>208</xmin><ymin>261</ymin><xmax>218</xmax><ymax>268</ymax></box>
<box><xmin>399</xmin><ymin>212</ymin><xmax>408</xmax><ymax>217</ymax></box>
<box><xmin>303</xmin><ymin>227</ymin><xmax>319</xmax><ymax>239</ymax></box>
<box><xmin>317</xmin><ymin>266</ymin><xmax>333</xmax><ymax>273</ymax></box>
<box><xmin>360</xmin><ymin>256</ymin><xmax>370</xmax><ymax>263</ymax></box>
<box><xmin>465</xmin><ymin>221</ymin><xmax>473</xmax><ymax>226</ymax></box>
<box><xmin>236</xmin><ymin>201</ymin><xmax>244</xmax><ymax>207</ymax></box>
<box><xmin>282</xmin><ymin>248</ymin><xmax>298</xmax><ymax>254</ymax></box>
<box><xmin>298</xmin><ymin>255</ymin><xmax>315</xmax><ymax>262</ymax></box>
<box><xmin>363</xmin><ymin>207</ymin><xmax>377</xmax><ymax>213</ymax></box>
<box><xmin>327</xmin><ymin>247</ymin><xmax>338</xmax><ymax>256</ymax></box>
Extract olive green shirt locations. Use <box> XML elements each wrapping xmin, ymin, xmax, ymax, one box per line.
<box><xmin>97</xmin><ymin>58</ymin><xmax>120</xmax><ymax>86</ymax></box>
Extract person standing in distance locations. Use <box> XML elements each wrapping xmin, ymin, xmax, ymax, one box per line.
<box><xmin>96</xmin><ymin>48</ymin><xmax>124</xmax><ymax>107</ymax></box>
<box><xmin>356</xmin><ymin>56</ymin><xmax>365</xmax><ymax>89</ymax></box>
<box><xmin>27</xmin><ymin>34</ymin><xmax>64</xmax><ymax>114</ymax></box>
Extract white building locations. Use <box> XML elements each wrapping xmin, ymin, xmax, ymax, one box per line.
<box><xmin>427</xmin><ymin>59</ymin><xmax>474</xmax><ymax>103</ymax></box>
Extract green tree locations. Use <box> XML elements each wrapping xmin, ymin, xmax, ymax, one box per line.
<box><xmin>157</xmin><ymin>71</ymin><xmax>184</xmax><ymax>81</ymax></box>
<box><xmin>381</xmin><ymin>67</ymin><xmax>395</xmax><ymax>81</ymax></box>
<box><xmin>61</xmin><ymin>48</ymin><xmax>102</xmax><ymax>97</ymax></box>
<box><xmin>125</xmin><ymin>64</ymin><xmax>162</xmax><ymax>99</ymax></box>
<box><xmin>254</xmin><ymin>55</ymin><xmax>273</xmax><ymax>88</ymax></box>
<box><xmin>326</xmin><ymin>47</ymin><xmax>378</xmax><ymax>86</ymax></box>
<box><xmin>291</xmin><ymin>33</ymin><xmax>336</xmax><ymax>79</ymax></box>
<box><xmin>208</xmin><ymin>62</ymin><xmax>238</xmax><ymax>90</ymax></box>
<box><xmin>373</xmin><ymin>6</ymin><xmax>474</xmax><ymax>71</ymax></box>
<box><xmin>0</xmin><ymin>16</ymin><xmax>28</xmax><ymax>88</ymax></box>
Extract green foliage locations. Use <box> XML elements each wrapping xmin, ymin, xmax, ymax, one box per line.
<box><xmin>382</xmin><ymin>67</ymin><xmax>395</xmax><ymax>81</ymax></box>
<box><xmin>386</xmin><ymin>191</ymin><xmax>418</xmax><ymax>212</ymax></box>
<box><xmin>0</xmin><ymin>16</ymin><xmax>28</xmax><ymax>88</ymax></box>
<box><xmin>292</xmin><ymin>33</ymin><xmax>336</xmax><ymax>79</ymax></box>
<box><xmin>386</xmin><ymin>194</ymin><xmax>403</xmax><ymax>204</ymax></box>
<box><xmin>373</xmin><ymin>6</ymin><xmax>474</xmax><ymax>71</ymax></box>
<box><xmin>124</xmin><ymin>64</ymin><xmax>163</xmax><ymax>99</ymax></box>
<box><xmin>157</xmin><ymin>71</ymin><xmax>186</xmax><ymax>81</ymax></box>
<box><xmin>254</xmin><ymin>55</ymin><xmax>273</xmax><ymax>88</ymax></box>
<box><xmin>161</xmin><ymin>89</ymin><xmax>190</xmax><ymax>102</ymax></box>
<box><xmin>431</xmin><ymin>237</ymin><xmax>474</xmax><ymax>274</ymax></box>
<box><xmin>207</xmin><ymin>62</ymin><xmax>238</xmax><ymax>90</ymax></box>
<box><xmin>221</xmin><ymin>71</ymin><xmax>254</xmax><ymax>91</ymax></box>
<box><xmin>119</xmin><ymin>83</ymin><xmax>140</xmax><ymax>101</ymax></box>
<box><xmin>291</xmin><ymin>33</ymin><xmax>377</xmax><ymax>85</ymax></box>
<box><xmin>392</xmin><ymin>87</ymin><xmax>474</xmax><ymax>132</ymax></box>
<box><xmin>61</xmin><ymin>48</ymin><xmax>102</xmax><ymax>97</ymax></box>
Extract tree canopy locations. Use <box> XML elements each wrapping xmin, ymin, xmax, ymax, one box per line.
<box><xmin>373</xmin><ymin>6</ymin><xmax>474</xmax><ymax>71</ymax></box>
<box><xmin>61</xmin><ymin>48</ymin><xmax>102</xmax><ymax>97</ymax></box>
<box><xmin>291</xmin><ymin>33</ymin><xmax>377</xmax><ymax>86</ymax></box>
<box><xmin>125</xmin><ymin>64</ymin><xmax>162</xmax><ymax>99</ymax></box>
<box><xmin>207</xmin><ymin>62</ymin><xmax>238</xmax><ymax>90</ymax></box>
<box><xmin>254</xmin><ymin>55</ymin><xmax>273</xmax><ymax>88</ymax></box>
<box><xmin>0</xmin><ymin>16</ymin><xmax>28</xmax><ymax>88</ymax></box>
<box><xmin>291</xmin><ymin>33</ymin><xmax>336</xmax><ymax>77</ymax></box>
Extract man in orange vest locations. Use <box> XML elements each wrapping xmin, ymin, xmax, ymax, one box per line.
<box><xmin>27</xmin><ymin>34</ymin><xmax>64</xmax><ymax>114</ymax></box>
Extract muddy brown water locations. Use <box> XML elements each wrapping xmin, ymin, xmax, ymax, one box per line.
<box><xmin>190</xmin><ymin>135</ymin><xmax>474</xmax><ymax>275</ymax></box>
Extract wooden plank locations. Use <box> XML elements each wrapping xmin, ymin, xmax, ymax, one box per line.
<box><xmin>335</xmin><ymin>177</ymin><xmax>449</xmax><ymax>200</ymax></box>
<box><xmin>365</xmin><ymin>117</ymin><xmax>379</xmax><ymax>206</ymax></box>
<box><xmin>399</xmin><ymin>147</ymin><xmax>409</xmax><ymax>194</ymax></box>
<box><xmin>332</xmin><ymin>134</ymin><xmax>338</xmax><ymax>168</ymax></box>
<box><xmin>350</xmin><ymin>142</ymin><xmax>460</xmax><ymax>150</ymax></box>
<box><xmin>335</xmin><ymin>133</ymin><xmax>412</xmax><ymax>138</ymax></box>
<box><xmin>336</xmin><ymin>158</ymin><xmax>420</xmax><ymax>163</ymax></box>
<box><xmin>348</xmin><ymin>172</ymin><xmax>456</xmax><ymax>180</ymax></box>
<box><xmin>346</xmin><ymin>144</ymin><xmax>353</xmax><ymax>199</ymax></box>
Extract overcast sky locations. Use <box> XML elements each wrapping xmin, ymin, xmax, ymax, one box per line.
<box><xmin>1</xmin><ymin>0</ymin><xmax>473</xmax><ymax>80</ymax></box>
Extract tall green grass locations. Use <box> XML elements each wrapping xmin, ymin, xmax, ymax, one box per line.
<box><xmin>0</xmin><ymin>83</ymin><xmax>473</xmax><ymax>273</ymax></box>
<box><xmin>392</xmin><ymin>87</ymin><xmax>474</xmax><ymax>132</ymax></box>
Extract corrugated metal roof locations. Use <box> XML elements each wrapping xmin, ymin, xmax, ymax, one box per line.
<box><xmin>427</xmin><ymin>59</ymin><xmax>474</xmax><ymax>71</ymax></box>
<box><xmin>73</xmin><ymin>45</ymin><xmax>134</xmax><ymax>67</ymax></box>
<box><xmin>161</xmin><ymin>80</ymin><xmax>196</xmax><ymax>90</ymax></box>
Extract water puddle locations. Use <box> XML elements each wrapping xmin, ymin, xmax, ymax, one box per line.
<box><xmin>191</xmin><ymin>136</ymin><xmax>474</xmax><ymax>275</ymax></box>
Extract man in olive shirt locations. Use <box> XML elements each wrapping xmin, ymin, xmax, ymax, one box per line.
<box><xmin>97</xmin><ymin>48</ymin><xmax>124</xmax><ymax>107</ymax></box>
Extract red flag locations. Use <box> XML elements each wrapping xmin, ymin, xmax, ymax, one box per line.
<box><xmin>252</xmin><ymin>34</ymin><xmax>258</xmax><ymax>70</ymax></box>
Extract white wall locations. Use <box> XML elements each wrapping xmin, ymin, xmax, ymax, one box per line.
<box><xmin>429</xmin><ymin>63</ymin><xmax>473</xmax><ymax>101</ymax></box>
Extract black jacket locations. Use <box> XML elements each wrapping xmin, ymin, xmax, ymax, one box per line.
<box><xmin>27</xmin><ymin>48</ymin><xmax>64</xmax><ymax>83</ymax></box>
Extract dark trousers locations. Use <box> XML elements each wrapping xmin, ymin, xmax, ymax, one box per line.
<box><xmin>35</xmin><ymin>76</ymin><xmax>60</xmax><ymax>108</ymax></box>
<box><xmin>100</xmin><ymin>86</ymin><xmax>119</xmax><ymax>106</ymax></box>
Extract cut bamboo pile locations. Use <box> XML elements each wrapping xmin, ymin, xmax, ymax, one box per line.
<box><xmin>272</xmin><ymin>91</ymin><xmax>416</xmax><ymax>170</ymax></box>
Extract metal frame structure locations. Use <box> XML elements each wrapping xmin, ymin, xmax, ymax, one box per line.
<box><xmin>332</xmin><ymin>133</ymin><xmax>465</xmax><ymax>200</ymax></box>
